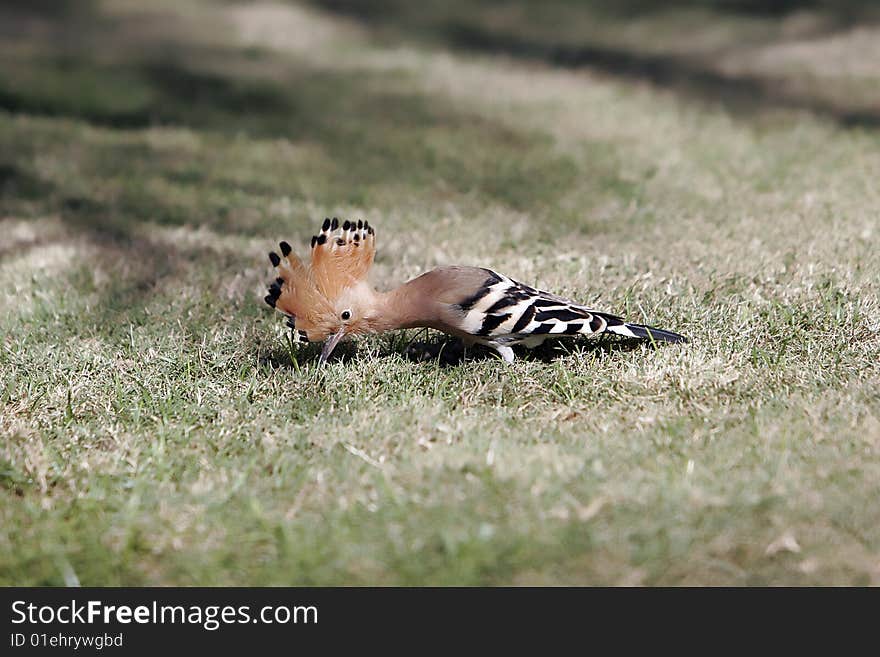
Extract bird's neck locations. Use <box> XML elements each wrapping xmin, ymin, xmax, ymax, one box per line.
<box><xmin>369</xmin><ymin>275</ymin><xmax>446</xmax><ymax>332</ymax></box>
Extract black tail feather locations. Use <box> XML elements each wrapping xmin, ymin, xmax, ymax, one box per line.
<box><xmin>623</xmin><ymin>323</ymin><xmax>688</xmax><ymax>344</ymax></box>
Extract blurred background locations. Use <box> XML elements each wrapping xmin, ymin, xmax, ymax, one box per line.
<box><xmin>2</xmin><ymin>0</ymin><xmax>879</xmax><ymax>231</ymax></box>
<box><xmin>3</xmin><ymin>1</ymin><xmax>880</xmax><ymax>128</ymax></box>
<box><xmin>2</xmin><ymin>0</ymin><xmax>879</xmax><ymax>241</ymax></box>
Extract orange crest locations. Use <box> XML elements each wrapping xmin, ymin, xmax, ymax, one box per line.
<box><xmin>266</xmin><ymin>218</ymin><xmax>376</xmax><ymax>342</ymax></box>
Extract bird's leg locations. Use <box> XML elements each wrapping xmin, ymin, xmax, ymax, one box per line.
<box><xmin>452</xmin><ymin>337</ymin><xmax>467</xmax><ymax>362</ymax></box>
<box><xmin>459</xmin><ymin>336</ymin><xmax>475</xmax><ymax>361</ymax></box>
<box><xmin>436</xmin><ymin>337</ymin><xmax>467</xmax><ymax>365</ymax></box>
<box><xmin>493</xmin><ymin>344</ymin><xmax>515</xmax><ymax>364</ymax></box>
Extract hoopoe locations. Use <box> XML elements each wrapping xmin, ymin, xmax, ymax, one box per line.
<box><xmin>265</xmin><ymin>218</ymin><xmax>686</xmax><ymax>364</ymax></box>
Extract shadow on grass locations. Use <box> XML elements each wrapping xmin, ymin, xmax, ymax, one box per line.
<box><xmin>312</xmin><ymin>0</ymin><xmax>880</xmax><ymax>129</ymax></box>
<box><xmin>0</xmin><ymin>42</ymin><xmax>589</xmax><ymax>227</ymax></box>
<box><xmin>0</xmin><ymin>170</ymin><xmax>230</xmax><ymax>343</ymax></box>
<box><xmin>407</xmin><ymin>335</ymin><xmax>659</xmax><ymax>366</ymax></box>
<box><xmin>0</xmin><ymin>0</ymin><xmax>595</xmax><ymax>214</ymax></box>
<box><xmin>442</xmin><ymin>22</ymin><xmax>880</xmax><ymax>129</ymax></box>
<box><xmin>315</xmin><ymin>0</ymin><xmax>880</xmax><ymax>23</ymax></box>
<box><xmin>259</xmin><ymin>332</ymin><xmax>656</xmax><ymax>369</ymax></box>
<box><xmin>0</xmin><ymin>163</ymin><xmax>51</xmax><ymax>196</ymax></box>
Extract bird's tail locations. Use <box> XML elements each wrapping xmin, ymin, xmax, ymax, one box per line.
<box><xmin>599</xmin><ymin>314</ymin><xmax>688</xmax><ymax>344</ymax></box>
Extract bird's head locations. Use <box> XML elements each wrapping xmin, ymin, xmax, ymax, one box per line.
<box><xmin>265</xmin><ymin>218</ymin><xmax>378</xmax><ymax>362</ymax></box>
<box><xmin>311</xmin><ymin>280</ymin><xmax>385</xmax><ymax>361</ymax></box>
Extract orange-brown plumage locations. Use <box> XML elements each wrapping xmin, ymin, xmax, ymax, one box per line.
<box><xmin>266</xmin><ymin>219</ymin><xmax>686</xmax><ymax>363</ymax></box>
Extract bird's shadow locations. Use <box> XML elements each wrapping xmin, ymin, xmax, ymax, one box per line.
<box><xmin>257</xmin><ymin>339</ymin><xmax>359</xmax><ymax>370</ymax></box>
<box><xmin>402</xmin><ymin>335</ymin><xmax>653</xmax><ymax>366</ymax></box>
<box><xmin>258</xmin><ymin>332</ymin><xmax>655</xmax><ymax>369</ymax></box>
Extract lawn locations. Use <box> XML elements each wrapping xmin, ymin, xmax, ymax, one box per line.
<box><xmin>1</xmin><ymin>0</ymin><xmax>879</xmax><ymax>585</ymax></box>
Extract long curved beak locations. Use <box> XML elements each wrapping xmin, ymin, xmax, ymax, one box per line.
<box><xmin>319</xmin><ymin>328</ymin><xmax>346</xmax><ymax>364</ymax></box>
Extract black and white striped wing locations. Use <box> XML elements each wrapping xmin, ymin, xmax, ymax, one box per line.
<box><xmin>456</xmin><ymin>270</ymin><xmax>620</xmax><ymax>344</ymax></box>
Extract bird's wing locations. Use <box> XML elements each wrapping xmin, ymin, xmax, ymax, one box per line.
<box><xmin>453</xmin><ymin>269</ymin><xmax>618</xmax><ymax>342</ymax></box>
<box><xmin>455</xmin><ymin>269</ymin><xmax>687</xmax><ymax>345</ymax></box>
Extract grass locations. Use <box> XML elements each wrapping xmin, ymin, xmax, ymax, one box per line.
<box><xmin>1</xmin><ymin>0</ymin><xmax>879</xmax><ymax>585</ymax></box>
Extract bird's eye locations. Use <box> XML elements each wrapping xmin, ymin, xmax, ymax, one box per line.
<box><xmin>341</xmin><ymin>310</ymin><xmax>351</xmax><ymax>321</ymax></box>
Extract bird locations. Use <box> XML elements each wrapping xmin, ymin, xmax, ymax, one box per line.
<box><xmin>265</xmin><ymin>218</ymin><xmax>686</xmax><ymax>364</ymax></box>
